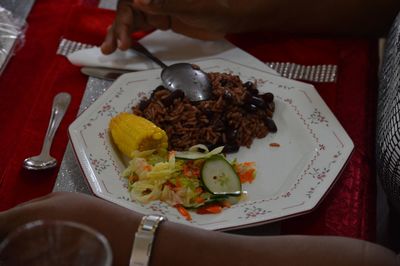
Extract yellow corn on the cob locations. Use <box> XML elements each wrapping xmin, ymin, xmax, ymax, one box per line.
<box><xmin>109</xmin><ymin>112</ymin><xmax>168</xmax><ymax>158</ymax></box>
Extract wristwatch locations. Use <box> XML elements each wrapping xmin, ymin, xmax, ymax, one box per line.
<box><xmin>129</xmin><ymin>214</ymin><xmax>167</xmax><ymax>266</ymax></box>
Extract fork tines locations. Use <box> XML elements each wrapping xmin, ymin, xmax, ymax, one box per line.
<box><xmin>266</xmin><ymin>62</ymin><xmax>338</xmax><ymax>83</ymax></box>
<box><xmin>56</xmin><ymin>38</ymin><xmax>95</xmax><ymax>56</ymax></box>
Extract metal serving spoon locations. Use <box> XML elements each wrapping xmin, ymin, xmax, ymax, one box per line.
<box><xmin>23</xmin><ymin>92</ymin><xmax>71</xmax><ymax>170</ymax></box>
<box><xmin>132</xmin><ymin>42</ymin><xmax>212</xmax><ymax>102</ymax></box>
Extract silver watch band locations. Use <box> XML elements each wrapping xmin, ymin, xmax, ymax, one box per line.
<box><xmin>129</xmin><ymin>214</ymin><xmax>166</xmax><ymax>266</ymax></box>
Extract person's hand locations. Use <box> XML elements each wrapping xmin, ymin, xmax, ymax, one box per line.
<box><xmin>101</xmin><ymin>0</ymin><xmax>172</xmax><ymax>54</ymax></box>
<box><xmin>101</xmin><ymin>0</ymin><xmax>400</xmax><ymax>56</ymax></box>
<box><xmin>100</xmin><ymin>0</ymin><xmax>265</xmax><ymax>54</ymax></box>
<box><xmin>0</xmin><ymin>192</ymin><xmax>140</xmax><ymax>265</ymax></box>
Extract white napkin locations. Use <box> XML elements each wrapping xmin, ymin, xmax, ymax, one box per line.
<box><xmin>67</xmin><ymin>30</ymin><xmax>277</xmax><ymax>75</ymax></box>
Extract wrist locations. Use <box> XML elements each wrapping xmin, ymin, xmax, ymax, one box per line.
<box><xmin>129</xmin><ymin>214</ymin><xmax>167</xmax><ymax>266</ymax></box>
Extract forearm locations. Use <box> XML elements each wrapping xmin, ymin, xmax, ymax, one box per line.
<box><xmin>151</xmin><ymin>222</ymin><xmax>399</xmax><ymax>266</ymax></box>
<box><xmin>232</xmin><ymin>0</ymin><xmax>400</xmax><ymax>37</ymax></box>
<box><xmin>1</xmin><ymin>192</ymin><xmax>398</xmax><ymax>265</ymax></box>
<box><xmin>0</xmin><ymin>193</ymin><xmax>140</xmax><ymax>266</ymax></box>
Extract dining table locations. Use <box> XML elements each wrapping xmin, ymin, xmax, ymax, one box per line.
<box><xmin>0</xmin><ymin>0</ymin><xmax>379</xmax><ymax>242</ymax></box>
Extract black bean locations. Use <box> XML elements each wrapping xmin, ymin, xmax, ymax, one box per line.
<box><xmin>226</xmin><ymin>128</ymin><xmax>238</xmax><ymax>140</ymax></box>
<box><xmin>173</xmin><ymin>89</ymin><xmax>185</xmax><ymax>99</ymax></box>
<box><xmin>263</xmin><ymin>117</ymin><xmax>277</xmax><ymax>133</ymax></box>
<box><xmin>203</xmin><ymin>109</ymin><xmax>214</xmax><ymax>118</ymax></box>
<box><xmin>161</xmin><ymin>89</ymin><xmax>185</xmax><ymax>106</ymax></box>
<box><xmin>243</xmin><ymin>81</ymin><xmax>259</xmax><ymax>95</ymax></box>
<box><xmin>244</xmin><ymin>103</ymin><xmax>258</xmax><ymax>112</ymax></box>
<box><xmin>195</xmin><ymin>146</ymin><xmax>208</xmax><ymax>153</ymax></box>
<box><xmin>223</xmin><ymin>144</ymin><xmax>240</xmax><ymax>154</ymax></box>
<box><xmin>205</xmin><ymin>143</ymin><xmax>222</xmax><ymax>151</ymax></box>
<box><xmin>260</xmin><ymin>92</ymin><xmax>274</xmax><ymax>103</ymax></box>
<box><xmin>243</xmin><ymin>92</ymin><xmax>251</xmax><ymax>103</ymax></box>
<box><xmin>249</xmin><ymin>96</ymin><xmax>266</xmax><ymax>109</ymax></box>
<box><xmin>138</xmin><ymin>99</ymin><xmax>150</xmax><ymax>111</ymax></box>
<box><xmin>212</xmin><ymin>119</ymin><xmax>225</xmax><ymax>131</ymax></box>
<box><xmin>151</xmin><ymin>85</ymin><xmax>166</xmax><ymax>97</ymax></box>
<box><xmin>249</xmin><ymin>87</ymin><xmax>259</xmax><ymax>95</ymax></box>
<box><xmin>221</xmin><ymin>115</ymin><xmax>230</xmax><ymax>126</ymax></box>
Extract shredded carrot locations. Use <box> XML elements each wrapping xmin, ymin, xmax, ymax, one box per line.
<box><xmin>176</xmin><ymin>205</ymin><xmax>192</xmax><ymax>221</ymax></box>
<box><xmin>191</xmin><ymin>167</ymin><xmax>200</xmax><ymax>177</ymax></box>
<box><xmin>269</xmin><ymin>143</ymin><xmax>280</xmax><ymax>147</ymax></box>
<box><xmin>239</xmin><ymin>168</ymin><xmax>256</xmax><ymax>183</ymax></box>
<box><xmin>196</xmin><ymin>204</ymin><xmax>222</xmax><ymax>214</ymax></box>
<box><xmin>143</xmin><ymin>165</ymin><xmax>152</xmax><ymax>171</ymax></box>
<box><xmin>182</xmin><ymin>165</ymin><xmax>192</xmax><ymax>177</ymax></box>
<box><xmin>194</xmin><ymin>196</ymin><xmax>205</xmax><ymax>204</ymax></box>
<box><xmin>182</xmin><ymin>162</ymin><xmax>200</xmax><ymax>178</ymax></box>
<box><xmin>243</xmin><ymin>162</ymin><xmax>255</xmax><ymax>167</ymax></box>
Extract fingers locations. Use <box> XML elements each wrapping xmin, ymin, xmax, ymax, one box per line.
<box><xmin>101</xmin><ymin>0</ymin><xmax>226</xmax><ymax>55</ymax></box>
<box><xmin>101</xmin><ymin>1</ymin><xmax>174</xmax><ymax>54</ymax></box>
<box><xmin>101</xmin><ymin>13</ymin><xmax>171</xmax><ymax>54</ymax></box>
<box><xmin>101</xmin><ymin>25</ymin><xmax>118</xmax><ymax>54</ymax></box>
<box><xmin>101</xmin><ymin>1</ymin><xmax>135</xmax><ymax>54</ymax></box>
<box><xmin>101</xmin><ymin>1</ymin><xmax>152</xmax><ymax>54</ymax></box>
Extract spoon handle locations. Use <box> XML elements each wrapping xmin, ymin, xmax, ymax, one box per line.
<box><xmin>131</xmin><ymin>42</ymin><xmax>168</xmax><ymax>69</ymax></box>
<box><xmin>39</xmin><ymin>92</ymin><xmax>71</xmax><ymax>157</ymax></box>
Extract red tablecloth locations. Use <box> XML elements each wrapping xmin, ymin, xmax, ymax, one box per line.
<box><xmin>0</xmin><ymin>0</ymin><xmax>378</xmax><ymax>241</ymax></box>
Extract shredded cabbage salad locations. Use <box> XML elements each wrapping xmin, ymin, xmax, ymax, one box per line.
<box><xmin>122</xmin><ymin>145</ymin><xmax>256</xmax><ymax>220</ymax></box>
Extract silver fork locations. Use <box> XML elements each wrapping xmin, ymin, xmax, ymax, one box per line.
<box><xmin>58</xmin><ymin>38</ymin><xmax>338</xmax><ymax>83</ymax></box>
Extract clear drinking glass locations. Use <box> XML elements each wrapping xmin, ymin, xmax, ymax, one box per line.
<box><xmin>0</xmin><ymin>220</ymin><xmax>113</xmax><ymax>266</ymax></box>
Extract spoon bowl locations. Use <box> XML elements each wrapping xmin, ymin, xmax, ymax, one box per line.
<box><xmin>161</xmin><ymin>63</ymin><xmax>212</xmax><ymax>101</ymax></box>
<box><xmin>23</xmin><ymin>155</ymin><xmax>57</xmax><ymax>170</ymax></box>
<box><xmin>132</xmin><ymin>42</ymin><xmax>212</xmax><ymax>101</ymax></box>
<box><xmin>22</xmin><ymin>92</ymin><xmax>71</xmax><ymax>170</ymax></box>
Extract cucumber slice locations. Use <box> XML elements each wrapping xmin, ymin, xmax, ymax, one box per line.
<box><xmin>175</xmin><ymin>146</ymin><xmax>224</xmax><ymax>160</ymax></box>
<box><xmin>201</xmin><ymin>155</ymin><xmax>241</xmax><ymax>196</ymax></box>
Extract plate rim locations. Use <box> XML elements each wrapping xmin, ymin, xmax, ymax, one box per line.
<box><xmin>68</xmin><ymin>58</ymin><xmax>354</xmax><ymax>230</ymax></box>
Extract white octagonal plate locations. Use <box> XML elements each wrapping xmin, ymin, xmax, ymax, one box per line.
<box><xmin>69</xmin><ymin>59</ymin><xmax>353</xmax><ymax>231</ymax></box>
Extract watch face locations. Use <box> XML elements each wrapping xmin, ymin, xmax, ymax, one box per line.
<box><xmin>140</xmin><ymin>215</ymin><xmax>166</xmax><ymax>232</ymax></box>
